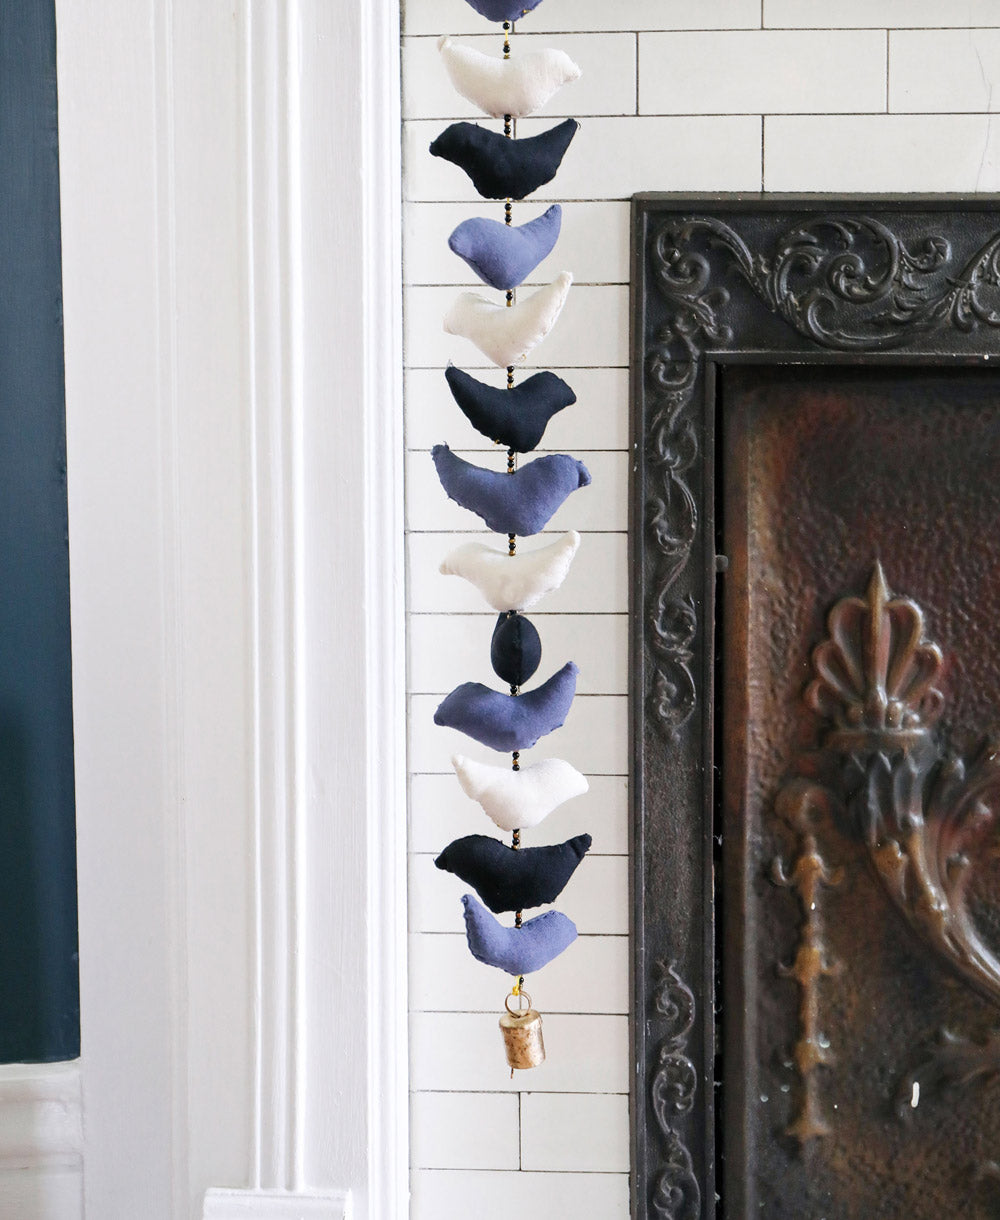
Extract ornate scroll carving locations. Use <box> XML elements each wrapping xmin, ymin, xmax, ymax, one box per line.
<box><xmin>807</xmin><ymin>563</ymin><xmax>1000</xmax><ymax>1010</ymax></box>
<box><xmin>644</xmin><ymin>217</ymin><xmax>738</xmax><ymax>739</ymax></box>
<box><xmin>651</xmin><ymin>215</ymin><xmax>1000</xmax><ymax>356</ymax></box>
<box><xmin>649</xmin><ymin>962</ymin><xmax>700</xmax><ymax>1220</ymax></box>
<box><xmin>771</xmin><ymin>783</ymin><xmax>843</xmax><ymax>1145</ymax></box>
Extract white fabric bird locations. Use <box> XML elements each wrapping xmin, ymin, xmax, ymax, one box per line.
<box><xmin>453</xmin><ymin>754</ymin><xmax>590</xmax><ymax>833</ymax></box>
<box><xmin>438</xmin><ymin>35</ymin><xmax>582</xmax><ymax>120</ymax></box>
<box><xmin>444</xmin><ymin>272</ymin><xmax>572</xmax><ymax>368</ymax></box>
<box><xmin>439</xmin><ymin>530</ymin><xmax>580</xmax><ymax>612</ymax></box>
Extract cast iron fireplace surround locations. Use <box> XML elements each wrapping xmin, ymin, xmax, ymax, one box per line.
<box><xmin>630</xmin><ymin>197</ymin><xmax>1000</xmax><ymax>1219</ymax></box>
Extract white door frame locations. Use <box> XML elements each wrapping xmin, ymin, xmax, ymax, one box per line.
<box><xmin>55</xmin><ymin>2</ymin><xmax>406</xmax><ymax>1216</ymax></box>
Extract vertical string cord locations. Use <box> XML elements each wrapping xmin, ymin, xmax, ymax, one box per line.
<box><xmin>503</xmin><ymin>19</ymin><xmax>525</xmax><ymax>999</ymax></box>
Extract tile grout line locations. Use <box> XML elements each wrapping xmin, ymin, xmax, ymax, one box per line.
<box><xmin>406</xmin><ymin>24</ymin><xmax>1000</xmax><ymax>36</ymax></box>
<box><xmin>518</xmin><ymin>1091</ymin><xmax>523</xmax><ymax>1172</ymax></box>
<box><xmin>407</xmin><ymin>612</ymin><xmax>630</xmax><ymax>618</ymax></box>
<box><xmin>761</xmin><ymin>114</ymin><xmax>765</xmax><ymax>190</ymax></box>
<box><xmin>406</xmin><ymin>110</ymin><xmax>972</xmax><ymax>122</ymax></box>
<box><xmin>414</xmin><ymin>1167</ymin><xmax>631</xmax><ymax>1176</ymax></box>
<box><xmin>403</xmin><ymin>26</ymin><xmax>1000</xmax><ymax>44</ymax></box>
<box><xmin>415</xmin><ymin>1093</ymin><xmax>628</xmax><ymax>1098</ymax></box>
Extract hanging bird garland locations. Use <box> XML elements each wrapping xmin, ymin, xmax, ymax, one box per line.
<box><xmin>428</xmin><ymin>0</ymin><xmax>588</xmax><ymax>1074</ymax></box>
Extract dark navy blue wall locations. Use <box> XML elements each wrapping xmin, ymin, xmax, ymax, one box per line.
<box><xmin>0</xmin><ymin>0</ymin><xmax>79</xmax><ymax>1062</ymax></box>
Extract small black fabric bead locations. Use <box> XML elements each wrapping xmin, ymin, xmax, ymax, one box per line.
<box><xmin>491</xmin><ymin>611</ymin><xmax>542</xmax><ymax>687</ymax></box>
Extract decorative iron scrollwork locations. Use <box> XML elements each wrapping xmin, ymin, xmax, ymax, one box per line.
<box><xmin>637</xmin><ymin>202</ymin><xmax>1000</xmax><ymax>1217</ymax></box>
<box><xmin>651</xmin><ymin>1132</ymin><xmax>701</xmax><ymax>1220</ymax></box>
<box><xmin>651</xmin><ymin>215</ymin><xmax>1000</xmax><ymax>356</ymax></box>
<box><xmin>649</xmin><ymin>961</ymin><xmax>700</xmax><ymax>1219</ymax></box>
<box><xmin>644</xmin><ymin>215</ymin><xmax>1000</xmax><ymax>743</ymax></box>
<box><xmin>644</xmin><ymin>355</ymin><xmax>700</xmax><ymax>742</ymax></box>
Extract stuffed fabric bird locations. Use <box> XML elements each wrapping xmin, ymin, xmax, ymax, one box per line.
<box><xmin>438</xmin><ymin>36</ymin><xmax>581</xmax><ymax>120</ymax></box>
<box><xmin>434</xmin><ymin>661</ymin><xmax>578</xmax><ymax>752</ymax></box>
<box><xmin>462</xmin><ymin>893</ymin><xmax>578</xmax><ymax>975</ymax></box>
<box><xmin>444</xmin><ymin>272</ymin><xmax>572</xmax><ymax>368</ymax></box>
<box><xmin>437</xmin><ymin>833</ymin><xmax>592</xmax><ymax>913</ymax></box>
<box><xmin>439</xmin><ymin>531</ymin><xmax>580</xmax><ymax>613</ymax></box>
<box><xmin>445</xmin><ymin>366</ymin><xmax>576</xmax><ymax>452</ymax></box>
<box><xmin>430</xmin><ymin>119</ymin><xmax>579</xmax><ymax>199</ymax></box>
<box><xmin>448</xmin><ymin>205</ymin><xmax>563</xmax><ymax>292</ymax></box>
<box><xmin>452</xmin><ymin>754</ymin><xmax>589</xmax><ymax>832</ymax></box>
<box><xmin>432</xmin><ymin>445</ymin><xmax>589</xmax><ymax>536</ymax></box>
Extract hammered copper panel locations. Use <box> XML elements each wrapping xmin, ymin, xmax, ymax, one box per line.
<box><xmin>723</xmin><ymin>364</ymin><xmax>1000</xmax><ymax>1219</ymax></box>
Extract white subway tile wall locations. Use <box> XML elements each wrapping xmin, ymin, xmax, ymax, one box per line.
<box><xmin>402</xmin><ymin>2</ymin><xmax>1000</xmax><ymax>1212</ymax></box>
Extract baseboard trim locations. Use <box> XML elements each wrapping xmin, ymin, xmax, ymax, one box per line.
<box><xmin>0</xmin><ymin>1061</ymin><xmax>82</xmax><ymax>1168</ymax></box>
<box><xmin>203</xmin><ymin>1189</ymin><xmax>351</xmax><ymax>1220</ymax></box>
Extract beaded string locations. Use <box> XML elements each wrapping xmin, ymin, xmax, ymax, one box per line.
<box><xmin>503</xmin><ymin>18</ymin><xmax>525</xmax><ymax>1002</ymax></box>
<box><xmin>503</xmin><ymin>18</ymin><xmax>518</xmax><ymax>563</ymax></box>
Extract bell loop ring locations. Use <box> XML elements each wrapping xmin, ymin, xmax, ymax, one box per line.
<box><xmin>505</xmin><ymin>990</ymin><xmax>532</xmax><ymax>1016</ymax></box>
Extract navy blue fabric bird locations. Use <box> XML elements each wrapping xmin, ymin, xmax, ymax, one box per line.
<box><xmin>430</xmin><ymin>119</ymin><xmax>579</xmax><ymax>200</ymax></box>
<box><xmin>437</xmin><ymin>833</ymin><xmax>592</xmax><ymax>913</ymax></box>
<box><xmin>445</xmin><ymin>367</ymin><xmax>576</xmax><ymax>453</ymax></box>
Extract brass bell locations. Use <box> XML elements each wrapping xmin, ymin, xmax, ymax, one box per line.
<box><xmin>499</xmin><ymin>991</ymin><xmax>545</xmax><ymax>1072</ymax></box>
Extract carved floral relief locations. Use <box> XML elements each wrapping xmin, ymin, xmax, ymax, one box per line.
<box><xmin>777</xmin><ymin>563</ymin><xmax>1000</xmax><ymax>1133</ymax></box>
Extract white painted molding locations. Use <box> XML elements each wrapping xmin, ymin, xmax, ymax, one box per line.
<box><xmin>59</xmin><ymin>0</ymin><xmax>256</xmax><ymax>1213</ymax></box>
<box><xmin>239</xmin><ymin>0</ymin><xmax>407</xmax><ymax>1213</ymax></box>
<box><xmin>203</xmin><ymin>1190</ymin><xmax>350</xmax><ymax>1220</ymax></box>
<box><xmin>357</xmin><ymin>0</ymin><xmax>409</xmax><ymax>1214</ymax></box>
<box><xmin>58</xmin><ymin>0</ymin><xmax>406</xmax><ymax>1211</ymax></box>
<box><xmin>0</xmin><ymin>1063</ymin><xmax>82</xmax><ymax>1168</ymax></box>
<box><xmin>57</xmin><ymin>0</ymin><xmax>190</xmax><ymax>1213</ymax></box>
<box><xmin>242</xmin><ymin>0</ymin><xmax>307</xmax><ymax>1192</ymax></box>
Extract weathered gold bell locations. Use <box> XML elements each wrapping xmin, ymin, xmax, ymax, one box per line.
<box><xmin>499</xmin><ymin>991</ymin><xmax>545</xmax><ymax>1071</ymax></box>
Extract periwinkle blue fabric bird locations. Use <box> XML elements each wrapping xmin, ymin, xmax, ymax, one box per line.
<box><xmin>445</xmin><ymin>366</ymin><xmax>576</xmax><ymax>453</ymax></box>
<box><xmin>462</xmin><ymin>893</ymin><xmax>578</xmax><ymax>975</ymax></box>
<box><xmin>434</xmin><ymin>661</ymin><xmax>578</xmax><ymax>752</ymax></box>
<box><xmin>432</xmin><ymin>444</ymin><xmax>590</xmax><ymax>536</ymax></box>
<box><xmin>448</xmin><ymin>205</ymin><xmax>563</xmax><ymax>291</ymax></box>
<box><xmin>462</xmin><ymin>0</ymin><xmax>545</xmax><ymax>23</ymax></box>
<box><xmin>437</xmin><ymin>833</ymin><xmax>592</xmax><ymax>913</ymax></box>
<box><xmin>430</xmin><ymin>119</ymin><xmax>579</xmax><ymax>200</ymax></box>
